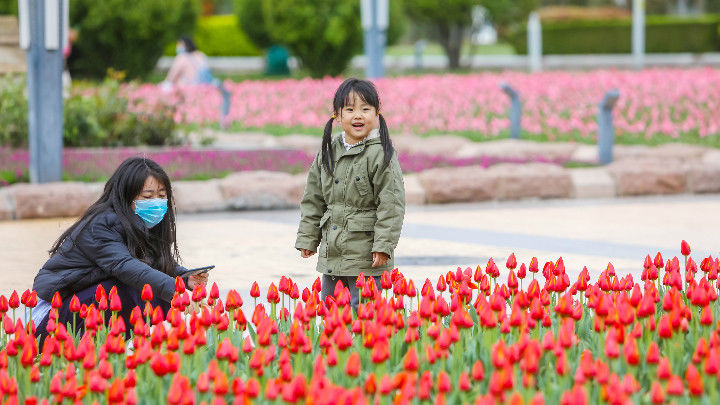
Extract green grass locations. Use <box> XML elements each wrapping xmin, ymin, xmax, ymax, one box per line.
<box><xmin>385</xmin><ymin>42</ymin><xmax>516</xmax><ymax>57</ymax></box>
<box><xmin>182</xmin><ymin>123</ymin><xmax>720</xmax><ymax>149</ymax></box>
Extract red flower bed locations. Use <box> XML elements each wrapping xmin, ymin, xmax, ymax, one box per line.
<box><xmin>1</xmin><ymin>240</ymin><xmax>720</xmax><ymax>403</ymax></box>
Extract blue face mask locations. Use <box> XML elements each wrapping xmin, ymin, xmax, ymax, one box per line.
<box><xmin>134</xmin><ymin>198</ymin><xmax>168</xmax><ymax>228</ymax></box>
<box><xmin>176</xmin><ymin>45</ymin><xmax>186</xmax><ymax>55</ymax></box>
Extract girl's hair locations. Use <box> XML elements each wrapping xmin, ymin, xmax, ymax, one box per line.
<box><xmin>321</xmin><ymin>78</ymin><xmax>394</xmax><ymax>175</ymax></box>
<box><xmin>179</xmin><ymin>36</ymin><xmax>197</xmax><ymax>53</ymax></box>
<box><xmin>49</xmin><ymin>157</ymin><xmax>180</xmax><ymax>276</ymax></box>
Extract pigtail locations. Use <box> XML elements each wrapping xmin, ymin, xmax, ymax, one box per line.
<box><xmin>378</xmin><ymin>113</ymin><xmax>395</xmax><ymax>169</ymax></box>
<box><xmin>321</xmin><ymin>117</ymin><xmax>335</xmax><ymax>175</ymax></box>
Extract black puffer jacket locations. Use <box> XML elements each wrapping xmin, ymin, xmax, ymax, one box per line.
<box><xmin>33</xmin><ymin>210</ymin><xmax>183</xmax><ymax>303</ymax></box>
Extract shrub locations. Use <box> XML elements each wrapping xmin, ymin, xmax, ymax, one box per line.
<box><xmin>264</xmin><ymin>0</ymin><xmax>363</xmax><ymax>78</ymax></box>
<box><xmin>0</xmin><ymin>75</ymin><xmax>27</xmax><ymax>147</ymax></box>
<box><xmin>0</xmin><ymin>0</ymin><xmax>17</xmax><ymax>14</ymax></box>
<box><xmin>236</xmin><ymin>0</ymin><xmax>406</xmax><ymax>76</ymax></box>
<box><xmin>234</xmin><ymin>0</ymin><xmax>274</xmax><ymax>49</ymax></box>
<box><xmin>0</xmin><ymin>73</ymin><xmax>181</xmax><ymax>148</ymax></box>
<box><xmin>506</xmin><ymin>14</ymin><xmax>720</xmax><ymax>54</ymax></box>
<box><xmin>68</xmin><ymin>0</ymin><xmax>200</xmax><ymax>79</ymax></box>
<box><xmin>164</xmin><ymin>15</ymin><xmax>262</xmax><ymax>57</ymax></box>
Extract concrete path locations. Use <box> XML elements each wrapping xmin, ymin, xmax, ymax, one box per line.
<box><xmin>156</xmin><ymin>53</ymin><xmax>720</xmax><ymax>73</ymax></box>
<box><xmin>1</xmin><ymin>194</ymin><xmax>718</xmax><ymax>301</ymax></box>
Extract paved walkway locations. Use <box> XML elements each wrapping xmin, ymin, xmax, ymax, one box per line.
<box><xmin>1</xmin><ymin>194</ymin><xmax>717</xmax><ymax>302</ymax></box>
<box><xmin>156</xmin><ymin>53</ymin><xmax>720</xmax><ymax>73</ymax></box>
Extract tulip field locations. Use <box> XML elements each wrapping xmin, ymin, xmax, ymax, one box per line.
<box><xmin>1</xmin><ymin>240</ymin><xmax>720</xmax><ymax>403</ymax></box>
<box><xmin>130</xmin><ymin>69</ymin><xmax>720</xmax><ymax>145</ymax></box>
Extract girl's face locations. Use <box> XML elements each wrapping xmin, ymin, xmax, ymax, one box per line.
<box><xmin>338</xmin><ymin>92</ymin><xmax>378</xmax><ymax>143</ymax></box>
<box><xmin>131</xmin><ymin>175</ymin><xmax>167</xmax><ymax>211</ymax></box>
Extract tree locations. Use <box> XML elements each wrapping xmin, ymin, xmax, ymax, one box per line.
<box><xmin>483</xmin><ymin>0</ymin><xmax>540</xmax><ymax>38</ymax></box>
<box><xmin>404</xmin><ymin>0</ymin><xmax>480</xmax><ymax>70</ymax></box>
<box><xmin>236</xmin><ymin>0</ymin><xmax>406</xmax><ymax>77</ymax></box>
<box><xmin>235</xmin><ymin>0</ymin><xmax>274</xmax><ymax>49</ymax></box>
<box><xmin>68</xmin><ymin>0</ymin><xmax>199</xmax><ymax>79</ymax></box>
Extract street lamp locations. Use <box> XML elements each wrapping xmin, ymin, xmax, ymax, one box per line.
<box><xmin>361</xmin><ymin>0</ymin><xmax>388</xmax><ymax>78</ymax></box>
<box><xmin>18</xmin><ymin>0</ymin><xmax>68</xmax><ymax>183</ymax></box>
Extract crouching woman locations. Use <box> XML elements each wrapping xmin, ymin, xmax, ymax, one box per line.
<box><xmin>31</xmin><ymin>157</ymin><xmax>207</xmax><ymax>344</ymax></box>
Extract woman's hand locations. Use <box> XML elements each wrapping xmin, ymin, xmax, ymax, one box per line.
<box><xmin>299</xmin><ymin>249</ymin><xmax>316</xmax><ymax>258</ymax></box>
<box><xmin>372</xmin><ymin>252</ymin><xmax>389</xmax><ymax>267</ymax></box>
<box><xmin>188</xmin><ymin>272</ymin><xmax>209</xmax><ymax>289</ymax></box>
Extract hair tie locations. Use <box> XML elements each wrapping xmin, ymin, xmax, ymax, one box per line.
<box><xmin>331</xmin><ymin>113</ymin><xmax>336</xmax><ymax>119</ymax></box>
<box><xmin>378</xmin><ymin>111</ymin><xmax>382</xmax><ymax>116</ymax></box>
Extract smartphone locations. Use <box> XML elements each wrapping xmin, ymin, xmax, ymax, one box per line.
<box><xmin>179</xmin><ymin>265</ymin><xmax>215</xmax><ymax>277</ymax></box>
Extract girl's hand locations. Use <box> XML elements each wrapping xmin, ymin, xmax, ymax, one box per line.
<box><xmin>188</xmin><ymin>272</ymin><xmax>209</xmax><ymax>289</ymax></box>
<box><xmin>299</xmin><ymin>249</ymin><xmax>316</xmax><ymax>258</ymax></box>
<box><xmin>372</xmin><ymin>252</ymin><xmax>389</xmax><ymax>267</ymax></box>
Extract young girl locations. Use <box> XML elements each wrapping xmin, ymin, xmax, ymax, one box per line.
<box><xmin>32</xmin><ymin>157</ymin><xmax>208</xmax><ymax>343</ymax></box>
<box><xmin>295</xmin><ymin>78</ymin><xmax>405</xmax><ymax>308</ymax></box>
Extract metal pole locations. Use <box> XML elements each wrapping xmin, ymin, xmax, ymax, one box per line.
<box><xmin>414</xmin><ymin>39</ymin><xmax>425</xmax><ymax>70</ymax></box>
<box><xmin>500</xmin><ymin>82</ymin><xmax>522</xmax><ymax>139</ymax></box>
<box><xmin>632</xmin><ymin>0</ymin><xmax>645</xmax><ymax>70</ymax></box>
<box><xmin>361</xmin><ymin>0</ymin><xmax>387</xmax><ymax>78</ymax></box>
<box><xmin>597</xmin><ymin>89</ymin><xmax>620</xmax><ymax>165</ymax></box>
<box><xmin>527</xmin><ymin>11</ymin><xmax>542</xmax><ymax>73</ymax></box>
<box><xmin>21</xmin><ymin>0</ymin><xmax>65</xmax><ymax>183</ymax></box>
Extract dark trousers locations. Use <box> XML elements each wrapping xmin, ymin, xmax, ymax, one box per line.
<box><xmin>321</xmin><ymin>274</ymin><xmax>382</xmax><ymax>311</ymax></box>
<box><xmin>35</xmin><ymin>279</ymin><xmax>169</xmax><ymax>348</ymax></box>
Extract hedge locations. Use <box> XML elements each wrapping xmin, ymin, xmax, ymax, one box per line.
<box><xmin>506</xmin><ymin>15</ymin><xmax>720</xmax><ymax>54</ymax></box>
<box><xmin>165</xmin><ymin>15</ymin><xmax>262</xmax><ymax>57</ymax></box>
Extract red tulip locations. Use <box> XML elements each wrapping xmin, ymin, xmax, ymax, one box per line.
<box><xmin>174</xmin><ymin>277</ymin><xmax>186</xmax><ymax>293</ymax></box>
<box><xmin>437</xmin><ymin>370</ymin><xmax>451</xmax><ymax>393</ymax></box>
<box><xmin>403</xmin><ymin>346</ymin><xmax>418</xmax><ymax>372</ymax></box>
<box><xmin>685</xmin><ymin>364</ymin><xmax>703</xmax><ymax>395</ymax></box>
<box><xmin>267</xmin><ymin>283</ymin><xmax>280</xmax><ymax>304</ymax></box>
<box><xmin>51</xmin><ymin>291</ymin><xmax>62</xmax><ymax>309</ymax></box>
<box><xmin>141</xmin><ymin>284</ymin><xmax>153</xmax><ymax>301</ymax></box>
<box><xmin>506</xmin><ymin>253</ymin><xmax>517</xmax><ymax>270</ymax></box>
<box><xmin>657</xmin><ymin>357</ymin><xmax>672</xmax><ymax>380</ymax></box>
<box><xmin>9</xmin><ymin>291</ymin><xmax>19</xmax><ymax>309</ymax></box>
<box><xmin>646</xmin><ymin>341</ymin><xmax>660</xmax><ymax>364</ymax></box>
<box><xmin>364</xmin><ymin>373</ymin><xmax>377</xmax><ymax>394</ymax></box>
<box><xmin>649</xmin><ymin>381</ymin><xmax>666</xmax><ymax>404</ymax></box>
<box><xmin>346</xmin><ymin>352</ymin><xmax>360</xmax><ymax>377</ymax></box>
<box><xmin>681</xmin><ymin>240</ymin><xmax>691</xmax><ymax>256</ymax></box>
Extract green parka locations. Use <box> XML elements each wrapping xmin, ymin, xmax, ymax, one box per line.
<box><xmin>295</xmin><ymin>133</ymin><xmax>406</xmax><ymax>277</ymax></box>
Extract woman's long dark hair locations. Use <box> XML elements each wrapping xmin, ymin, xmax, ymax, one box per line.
<box><xmin>179</xmin><ymin>36</ymin><xmax>197</xmax><ymax>53</ymax></box>
<box><xmin>321</xmin><ymin>78</ymin><xmax>394</xmax><ymax>175</ymax></box>
<box><xmin>49</xmin><ymin>157</ymin><xmax>180</xmax><ymax>276</ymax></box>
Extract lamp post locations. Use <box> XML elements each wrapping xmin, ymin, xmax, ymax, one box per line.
<box><xmin>361</xmin><ymin>0</ymin><xmax>388</xmax><ymax>78</ymax></box>
<box><xmin>19</xmin><ymin>0</ymin><xmax>67</xmax><ymax>183</ymax></box>
<box><xmin>632</xmin><ymin>0</ymin><xmax>645</xmax><ymax>70</ymax></box>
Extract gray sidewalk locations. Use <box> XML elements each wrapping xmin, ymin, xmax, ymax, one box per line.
<box><xmin>156</xmin><ymin>53</ymin><xmax>720</xmax><ymax>73</ymax></box>
<box><xmin>2</xmin><ymin>194</ymin><xmax>717</xmax><ymax>300</ymax></box>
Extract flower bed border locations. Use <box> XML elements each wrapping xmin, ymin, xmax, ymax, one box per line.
<box><xmin>2</xmin><ymin>153</ymin><xmax>720</xmax><ymax>220</ymax></box>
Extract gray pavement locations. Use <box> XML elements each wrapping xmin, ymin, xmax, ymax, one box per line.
<box><xmin>156</xmin><ymin>53</ymin><xmax>720</xmax><ymax>73</ymax></box>
<box><xmin>2</xmin><ymin>194</ymin><xmax>718</xmax><ymax>302</ymax></box>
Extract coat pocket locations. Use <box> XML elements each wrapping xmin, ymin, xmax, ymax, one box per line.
<box><xmin>319</xmin><ymin>212</ymin><xmax>331</xmax><ymax>258</ymax></box>
<box><xmin>344</xmin><ymin>214</ymin><xmax>376</xmax><ymax>261</ymax></box>
<box><xmin>353</xmin><ymin>172</ymin><xmax>372</xmax><ymax>196</ymax></box>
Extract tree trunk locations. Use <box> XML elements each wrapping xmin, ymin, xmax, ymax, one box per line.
<box><xmin>438</xmin><ymin>24</ymin><xmax>464</xmax><ymax>70</ymax></box>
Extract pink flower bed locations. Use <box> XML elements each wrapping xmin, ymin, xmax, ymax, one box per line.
<box><xmin>0</xmin><ymin>147</ymin><xmax>566</xmax><ymax>187</ymax></box>
<box><xmin>128</xmin><ymin>69</ymin><xmax>720</xmax><ymax>140</ymax></box>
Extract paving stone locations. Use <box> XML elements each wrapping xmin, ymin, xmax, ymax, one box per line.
<box><xmin>455</xmin><ymin>139</ymin><xmax>577</xmax><ymax>162</ymax></box>
<box><xmin>489</xmin><ymin>163</ymin><xmax>573</xmax><ymax>200</ymax></box>
<box><xmin>570</xmin><ymin>168</ymin><xmax>616</xmax><ymax>199</ymax></box>
<box><xmin>685</xmin><ymin>162</ymin><xmax>720</xmax><ymax>194</ymax></box>
<box><xmin>275</xmin><ymin>135</ymin><xmax>322</xmax><ymax>155</ymax></box>
<box><xmin>419</xmin><ymin>166</ymin><xmax>498</xmax><ymax>204</ymax></box>
<box><xmin>403</xmin><ymin>174</ymin><xmax>426</xmax><ymax>205</ymax></box>
<box><xmin>173</xmin><ymin>180</ymin><xmax>228</xmax><ymax>213</ymax></box>
<box><xmin>219</xmin><ymin>171</ymin><xmax>306</xmax><ymax>210</ymax></box>
<box><xmin>608</xmin><ymin>159</ymin><xmax>686</xmax><ymax>196</ymax></box>
<box><xmin>7</xmin><ymin>182</ymin><xmax>101</xmax><ymax>219</ymax></box>
<box><xmin>0</xmin><ymin>189</ymin><xmax>14</xmax><ymax>220</ymax></box>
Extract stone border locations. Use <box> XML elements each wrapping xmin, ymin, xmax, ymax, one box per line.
<box><xmin>2</xmin><ymin>156</ymin><xmax>720</xmax><ymax>220</ymax></box>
